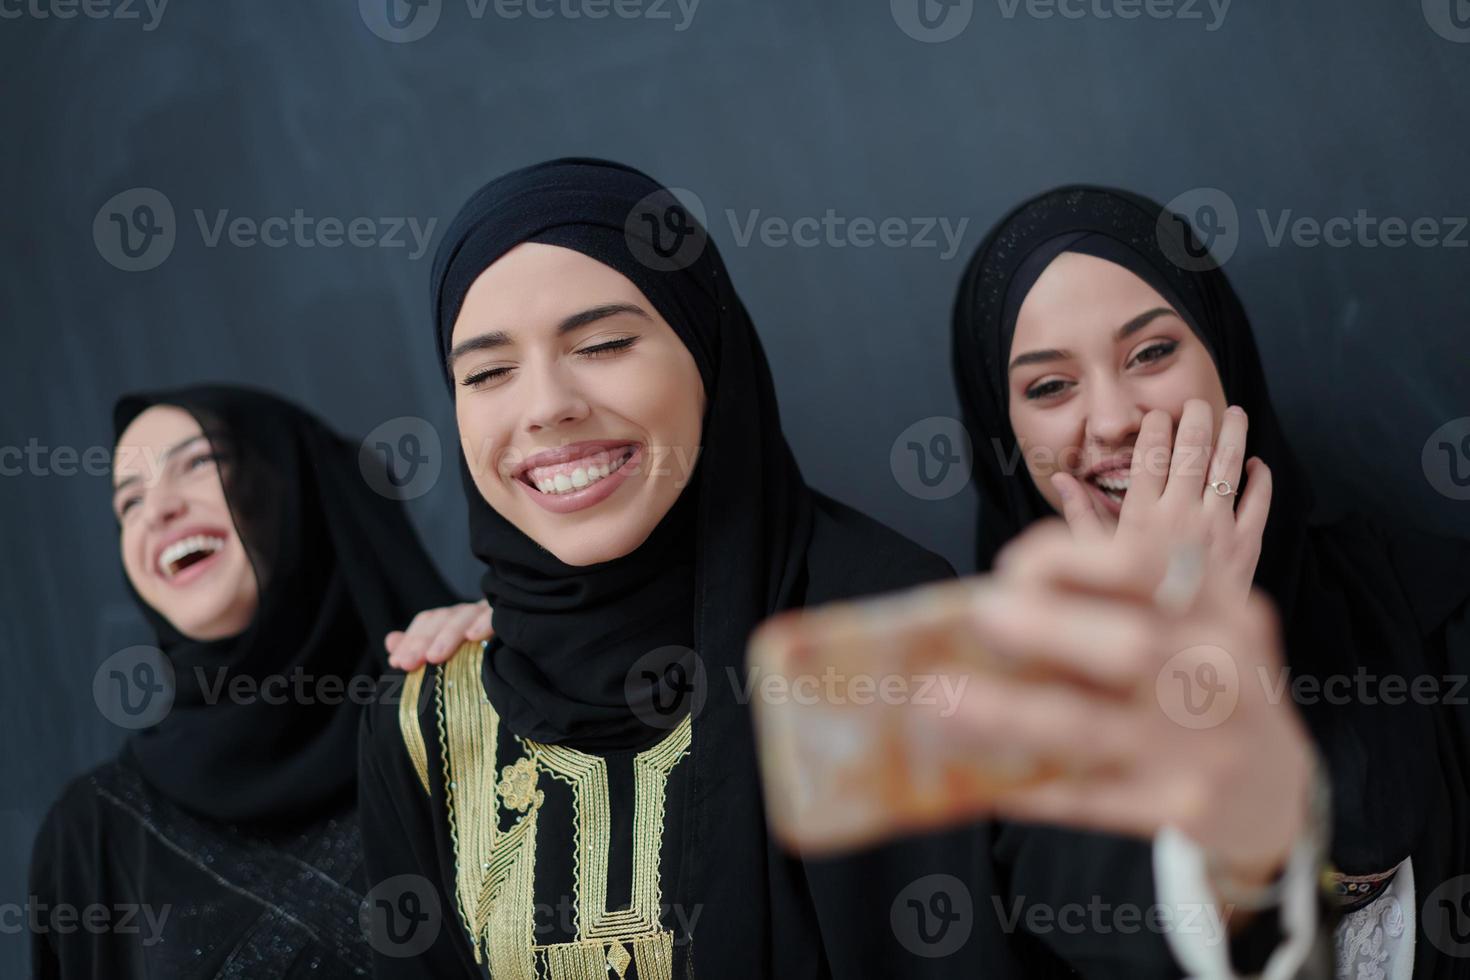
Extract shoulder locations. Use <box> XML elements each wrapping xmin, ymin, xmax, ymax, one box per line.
<box><xmin>30</xmin><ymin>758</ymin><xmax>130</xmax><ymax>883</ymax></box>
<box><xmin>804</xmin><ymin>491</ymin><xmax>956</xmax><ymax>604</ymax></box>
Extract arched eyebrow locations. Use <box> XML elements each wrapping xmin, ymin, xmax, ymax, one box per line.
<box><xmin>1007</xmin><ymin>307</ymin><xmax>1177</xmax><ymax>373</ymax></box>
<box><xmin>447</xmin><ymin>303</ymin><xmax>650</xmax><ymax>373</ymax></box>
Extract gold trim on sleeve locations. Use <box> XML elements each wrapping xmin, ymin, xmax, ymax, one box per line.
<box><xmin>396</xmin><ymin>665</ymin><xmax>431</xmax><ymax>796</ymax></box>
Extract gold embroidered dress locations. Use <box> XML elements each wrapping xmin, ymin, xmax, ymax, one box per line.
<box><xmin>395</xmin><ymin>642</ymin><xmax>692</xmax><ymax>980</ymax></box>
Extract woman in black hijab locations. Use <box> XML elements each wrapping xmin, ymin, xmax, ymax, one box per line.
<box><xmin>951</xmin><ymin>185</ymin><xmax>1469</xmax><ymax>978</ymax></box>
<box><xmin>30</xmin><ymin>385</ymin><xmax>457</xmax><ymax>978</ymax></box>
<box><xmin>359</xmin><ymin>158</ymin><xmax>1055</xmax><ymax>979</ymax></box>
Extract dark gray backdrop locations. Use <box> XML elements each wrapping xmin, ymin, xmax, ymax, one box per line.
<box><xmin>3</xmin><ymin>1</ymin><xmax>1468</xmax><ymax>972</ymax></box>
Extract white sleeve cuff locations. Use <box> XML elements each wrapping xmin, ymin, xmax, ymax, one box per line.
<box><xmin>1152</xmin><ymin>825</ymin><xmax>1320</xmax><ymax>980</ymax></box>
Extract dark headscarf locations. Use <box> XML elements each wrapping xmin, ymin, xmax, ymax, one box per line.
<box><xmin>431</xmin><ymin>158</ymin><xmax>817</xmax><ymax>966</ymax></box>
<box><xmin>113</xmin><ymin>385</ymin><xmax>455</xmax><ymax>826</ymax></box>
<box><xmin>951</xmin><ymin>186</ymin><xmax>1440</xmax><ymax>878</ymax></box>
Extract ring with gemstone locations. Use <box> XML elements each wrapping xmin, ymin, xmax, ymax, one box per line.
<box><xmin>1208</xmin><ymin>480</ymin><xmax>1237</xmax><ymax>497</ymax></box>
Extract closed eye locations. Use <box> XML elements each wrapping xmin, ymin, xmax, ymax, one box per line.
<box><xmin>576</xmin><ymin>336</ymin><xmax>637</xmax><ymax>358</ymax></box>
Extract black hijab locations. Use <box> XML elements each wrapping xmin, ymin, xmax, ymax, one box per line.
<box><xmin>431</xmin><ymin>158</ymin><xmax>818</xmax><ymax>967</ymax></box>
<box><xmin>113</xmin><ymin>385</ymin><xmax>455</xmax><ymax>826</ymax></box>
<box><xmin>951</xmin><ymin>186</ymin><xmax>1440</xmax><ymax>878</ymax></box>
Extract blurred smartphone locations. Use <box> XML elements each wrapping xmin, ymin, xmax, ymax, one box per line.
<box><xmin>748</xmin><ymin>579</ymin><xmax>1062</xmax><ymax>855</ymax></box>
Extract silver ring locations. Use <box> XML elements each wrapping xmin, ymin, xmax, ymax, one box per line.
<box><xmin>1208</xmin><ymin>480</ymin><xmax>1237</xmax><ymax>497</ymax></box>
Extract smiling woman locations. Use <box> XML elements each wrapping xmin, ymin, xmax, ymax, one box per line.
<box><xmin>111</xmin><ymin>405</ymin><xmax>259</xmax><ymax>639</ymax></box>
<box><xmin>448</xmin><ymin>242</ymin><xmax>705</xmax><ymax>566</ymax></box>
<box><xmin>29</xmin><ymin>385</ymin><xmax>457</xmax><ymax>980</ymax></box>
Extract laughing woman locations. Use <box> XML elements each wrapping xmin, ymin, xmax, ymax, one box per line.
<box><xmin>30</xmin><ymin>386</ymin><xmax>460</xmax><ymax>978</ymax></box>
<box><xmin>950</xmin><ymin>186</ymin><xmax>1470</xmax><ymax>979</ymax></box>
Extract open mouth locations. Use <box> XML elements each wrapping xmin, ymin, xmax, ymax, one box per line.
<box><xmin>157</xmin><ymin>534</ymin><xmax>227</xmax><ymax>579</ymax></box>
<box><xmin>1087</xmin><ymin>472</ymin><xmax>1130</xmax><ymax>507</ymax></box>
<box><xmin>518</xmin><ymin>445</ymin><xmax>637</xmax><ymax>496</ymax></box>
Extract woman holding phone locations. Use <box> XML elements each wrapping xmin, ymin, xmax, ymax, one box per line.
<box><xmin>948</xmin><ymin>186</ymin><xmax>1469</xmax><ymax>979</ymax></box>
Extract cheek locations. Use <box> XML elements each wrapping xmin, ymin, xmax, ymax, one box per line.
<box><xmin>1009</xmin><ymin>402</ymin><xmax>1078</xmax><ymax>478</ymax></box>
<box><xmin>456</xmin><ymin>406</ymin><xmax>513</xmax><ymax>488</ymax></box>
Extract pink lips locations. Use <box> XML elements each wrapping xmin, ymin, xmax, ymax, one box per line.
<box><xmin>514</xmin><ymin>443</ymin><xmax>643</xmax><ymax>515</ymax></box>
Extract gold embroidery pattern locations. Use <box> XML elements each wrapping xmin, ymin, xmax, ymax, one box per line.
<box><xmin>497</xmin><ymin>757</ymin><xmax>541</xmax><ymax>813</ymax></box>
<box><xmin>397</xmin><ymin>665</ymin><xmax>431</xmax><ymax>795</ymax></box>
<box><xmin>433</xmin><ymin>642</ymin><xmax>692</xmax><ymax>980</ymax></box>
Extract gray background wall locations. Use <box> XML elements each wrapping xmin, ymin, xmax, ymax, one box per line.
<box><xmin>2</xmin><ymin>1</ymin><xmax>1467</xmax><ymax>971</ymax></box>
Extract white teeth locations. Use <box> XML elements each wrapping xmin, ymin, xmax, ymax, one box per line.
<box><xmin>526</xmin><ymin>448</ymin><xmax>633</xmax><ymax>496</ymax></box>
<box><xmin>158</xmin><ymin>534</ymin><xmax>225</xmax><ymax>577</ymax></box>
<box><xmin>1095</xmin><ymin>475</ymin><xmax>1131</xmax><ymax>492</ymax></box>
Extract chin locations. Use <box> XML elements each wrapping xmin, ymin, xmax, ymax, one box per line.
<box><xmin>541</xmin><ymin>522</ymin><xmax>658</xmax><ymax>567</ymax></box>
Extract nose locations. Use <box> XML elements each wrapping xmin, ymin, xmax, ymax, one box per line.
<box><xmin>522</xmin><ymin>361</ymin><xmax>591</xmax><ymax>434</ymax></box>
<box><xmin>141</xmin><ymin>486</ymin><xmax>187</xmax><ymax>530</ymax></box>
<box><xmin>1082</xmin><ymin>375</ymin><xmax>1144</xmax><ymax>448</ymax></box>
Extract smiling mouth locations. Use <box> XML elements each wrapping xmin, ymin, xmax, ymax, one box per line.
<box><xmin>518</xmin><ymin>445</ymin><xmax>637</xmax><ymax>496</ymax></box>
<box><xmin>158</xmin><ymin>535</ymin><xmax>226</xmax><ymax>578</ymax></box>
<box><xmin>1087</xmin><ymin>472</ymin><xmax>1131</xmax><ymax>506</ymax></box>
